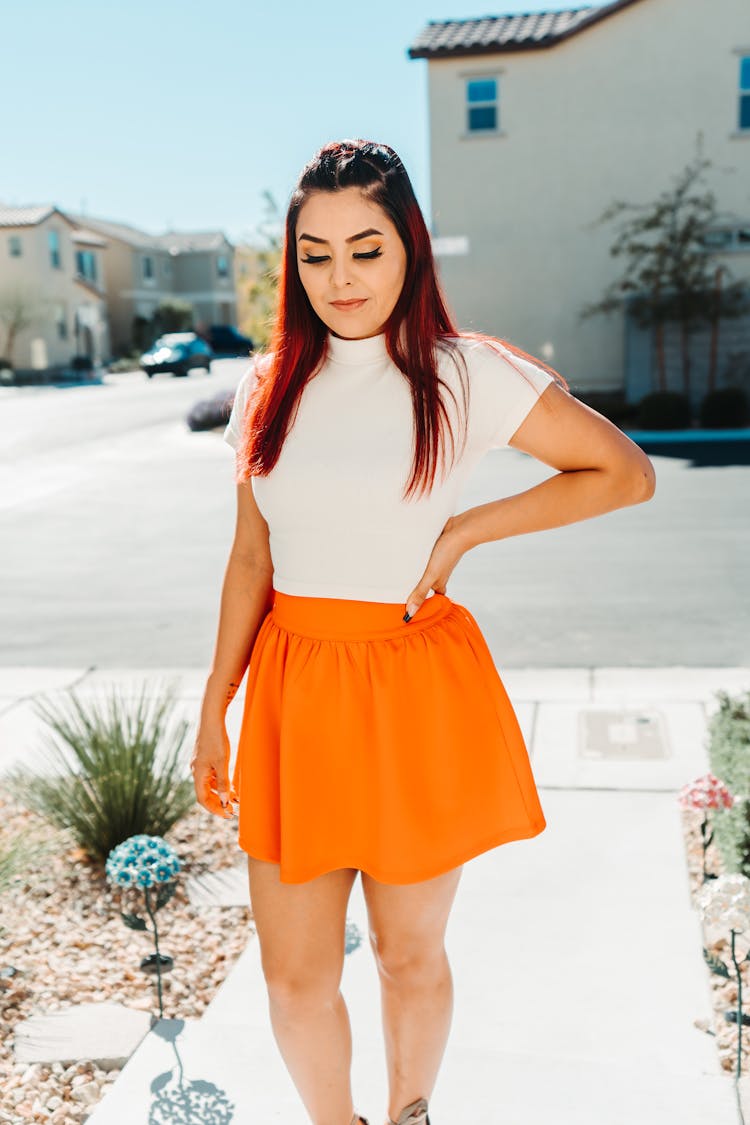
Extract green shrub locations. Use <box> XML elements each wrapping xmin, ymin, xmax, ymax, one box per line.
<box><xmin>0</xmin><ymin>680</ymin><xmax>196</xmax><ymax>867</ymax></box>
<box><xmin>707</xmin><ymin>689</ymin><xmax>750</xmax><ymax>878</ymax></box>
<box><xmin>699</xmin><ymin>386</ymin><xmax>750</xmax><ymax>429</ymax></box>
<box><xmin>636</xmin><ymin>391</ymin><xmax>692</xmax><ymax>430</ymax></box>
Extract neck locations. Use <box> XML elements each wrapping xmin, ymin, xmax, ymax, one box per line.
<box><xmin>326</xmin><ymin>329</ymin><xmax>389</xmax><ymax>365</ymax></box>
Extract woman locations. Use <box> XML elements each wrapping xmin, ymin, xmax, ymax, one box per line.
<box><xmin>191</xmin><ymin>139</ymin><xmax>656</xmax><ymax>1125</ymax></box>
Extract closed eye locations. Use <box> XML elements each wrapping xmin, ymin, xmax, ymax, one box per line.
<box><xmin>301</xmin><ymin>249</ymin><xmax>383</xmax><ymax>264</ymax></box>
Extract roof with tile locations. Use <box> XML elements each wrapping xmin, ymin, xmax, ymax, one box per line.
<box><xmin>407</xmin><ymin>0</ymin><xmax>646</xmax><ymax>59</ymax></box>
<box><xmin>64</xmin><ymin>213</ymin><xmax>159</xmax><ymax>249</ymax></box>
<box><xmin>153</xmin><ymin>231</ymin><xmax>231</xmax><ymax>254</ymax></box>
<box><xmin>1</xmin><ymin>205</ymin><xmax>231</xmax><ymax>255</ymax></box>
<box><xmin>70</xmin><ymin>227</ymin><xmax>108</xmax><ymax>247</ymax></box>
<box><xmin>0</xmin><ymin>204</ymin><xmax>74</xmax><ymax>229</ymax></box>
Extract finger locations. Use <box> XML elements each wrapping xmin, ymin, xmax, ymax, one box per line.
<box><xmin>404</xmin><ymin>581</ymin><xmax>431</xmax><ymax>622</ymax></box>
<box><xmin>194</xmin><ymin>767</ymin><xmax>237</xmax><ymax>818</ymax></box>
<box><xmin>214</xmin><ymin>777</ymin><xmax>240</xmax><ymax>812</ymax></box>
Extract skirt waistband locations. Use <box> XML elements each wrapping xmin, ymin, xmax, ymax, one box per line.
<box><xmin>269</xmin><ymin>589</ymin><xmax>456</xmax><ymax>642</ymax></box>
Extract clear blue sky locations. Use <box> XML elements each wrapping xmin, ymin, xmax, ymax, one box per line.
<box><xmin>5</xmin><ymin>0</ymin><xmax>589</xmax><ymax>245</ymax></box>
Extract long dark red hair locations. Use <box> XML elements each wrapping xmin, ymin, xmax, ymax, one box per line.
<box><xmin>235</xmin><ymin>138</ymin><xmax>569</xmax><ymax>501</ymax></box>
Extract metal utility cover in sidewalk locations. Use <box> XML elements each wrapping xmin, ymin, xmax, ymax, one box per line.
<box><xmin>578</xmin><ymin>708</ymin><xmax>670</xmax><ymax>760</ymax></box>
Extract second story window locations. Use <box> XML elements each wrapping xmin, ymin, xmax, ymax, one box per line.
<box><xmin>75</xmin><ymin>249</ymin><xmax>98</xmax><ymax>284</ymax></box>
<box><xmin>217</xmin><ymin>255</ymin><xmax>229</xmax><ymax>278</ymax></box>
<box><xmin>48</xmin><ymin>229</ymin><xmax>61</xmax><ymax>269</ymax></box>
<box><xmin>740</xmin><ymin>55</ymin><xmax>750</xmax><ymax>131</ymax></box>
<box><xmin>466</xmin><ymin>77</ymin><xmax>498</xmax><ymax>132</ymax></box>
<box><xmin>142</xmin><ymin>256</ymin><xmax>154</xmax><ymax>281</ymax></box>
<box><xmin>9</xmin><ymin>236</ymin><xmax>22</xmax><ymax>257</ymax></box>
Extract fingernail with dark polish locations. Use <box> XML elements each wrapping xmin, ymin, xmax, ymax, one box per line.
<box><xmin>403</xmin><ymin>612</ymin><xmax>411</xmax><ymax>622</ymax></box>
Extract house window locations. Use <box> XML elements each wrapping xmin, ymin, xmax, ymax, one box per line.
<box><xmin>701</xmin><ymin>225</ymin><xmax>750</xmax><ymax>252</ymax></box>
<box><xmin>740</xmin><ymin>55</ymin><xmax>750</xmax><ymax>130</ymax></box>
<box><xmin>75</xmin><ymin>249</ymin><xmax>98</xmax><ymax>283</ymax></box>
<box><xmin>142</xmin><ymin>256</ymin><xmax>154</xmax><ymax>280</ymax></box>
<box><xmin>54</xmin><ymin>303</ymin><xmax>68</xmax><ymax>339</ymax></box>
<box><xmin>702</xmin><ymin>228</ymin><xmax>733</xmax><ymax>250</ymax></box>
<box><xmin>466</xmin><ymin>77</ymin><xmax>498</xmax><ymax>132</ymax></box>
<box><xmin>48</xmin><ymin>229</ymin><xmax>61</xmax><ymax>268</ymax></box>
<box><xmin>9</xmin><ymin>236</ymin><xmax>21</xmax><ymax>257</ymax></box>
<box><xmin>217</xmin><ymin>255</ymin><xmax>229</xmax><ymax>278</ymax></box>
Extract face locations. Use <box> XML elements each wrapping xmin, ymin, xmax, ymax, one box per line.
<box><xmin>295</xmin><ymin>186</ymin><xmax>407</xmax><ymax>340</ymax></box>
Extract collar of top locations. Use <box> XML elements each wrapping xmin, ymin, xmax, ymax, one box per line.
<box><xmin>326</xmin><ymin>330</ymin><xmax>388</xmax><ymax>365</ymax></box>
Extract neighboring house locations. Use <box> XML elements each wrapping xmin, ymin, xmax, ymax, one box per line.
<box><xmin>0</xmin><ymin>204</ymin><xmax>110</xmax><ymax>373</ymax></box>
<box><xmin>63</xmin><ymin>215</ymin><xmax>173</xmax><ymax>358</ymax></box>
<box><xmin>155</xmin><ymin>229</ymin><xmax>237</xmax><ymax>337</ymax></box>
<box><xmin>408</xmin><ymin>0</ymin><xmax>750</xmax><ymax>399</ymax></box>
<box><xmin>65</xmin><ymin>215</ymin><xmax>237</xmax><ymax>356</ymax></box>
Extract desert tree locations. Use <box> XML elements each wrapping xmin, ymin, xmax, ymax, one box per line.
<box><xmin>580</xmin><ymin>134</ymin><xmax>749</xmax><ymax>396</ymax></box>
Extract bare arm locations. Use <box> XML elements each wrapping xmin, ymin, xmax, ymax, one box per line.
<box><xmin>192</xmin><ymin>478</ymin><xmax>274</xmax><ymax>818</ymax></box>
<box><xmin>200</xmin><ymin>480</ymin><xmax>274</xmax><ymax>722</ymax></box>
<box><xmin>453</xmin><ymin>383</ymin><xmax>656</xmax><ymax>550</ymax></box>
<box><xmin>403</xmin><ymin>384</ymin><xmax>656</xmax><ymax>618</ymax></box>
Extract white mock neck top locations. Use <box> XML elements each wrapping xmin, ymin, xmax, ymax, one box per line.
<box><xmin>223</xmin><ymin>330</ymin><xmax>555</xmax><ymax>603</ymax></box>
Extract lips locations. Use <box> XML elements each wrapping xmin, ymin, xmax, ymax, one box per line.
<box><xmin>331</xmin><ymin>298</ymin><xmax>367</xmax><ymax>308</ymax></box>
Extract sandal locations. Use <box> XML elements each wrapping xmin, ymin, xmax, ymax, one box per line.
<box><xmin>350</xmin><ymin>1116</ymin><xmax>370</xmax><ymax>1125</ymax></box>
<box><xmin>388</xmin><ymin>1096</ymin><xmax>430</xmax><ymax>1125</ymax></box>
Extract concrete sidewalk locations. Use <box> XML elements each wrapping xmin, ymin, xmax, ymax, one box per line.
<box><xmin>2</xmin><ymin>665</ymin><xmax>749</xmax><ymax>1124</ymax></box>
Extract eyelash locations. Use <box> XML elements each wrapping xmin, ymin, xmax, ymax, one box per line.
<box><xmin>301</xmin><ymin>249</ymin><xmax>383</xmax><ymax>265</ymax></box>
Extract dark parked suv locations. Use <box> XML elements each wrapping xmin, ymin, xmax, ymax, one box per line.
<box><xmin>204</xmin><ymin>325</ymin><xmax>254</xmax><ymax>357</ymax></box>
<box><xmin>140</xmin><ymin>333</ymin><xmax>213</xmax><ymax>377</ymax></box>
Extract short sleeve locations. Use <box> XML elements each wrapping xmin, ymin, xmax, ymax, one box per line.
<box><xmin>470</xmin><ymin>341</ymin><xmax>556</xmax><ymax>450</ymax></box>
<box><xmin>223</xmin><ymin>358</ymin><xmax>260</xmax><ymax>451</ymax></box>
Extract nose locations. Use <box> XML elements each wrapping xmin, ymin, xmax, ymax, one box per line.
<box><xmin>329</xmin><ymin>254</ymin><xmax>357</xmax><ymax>291</ymax></box>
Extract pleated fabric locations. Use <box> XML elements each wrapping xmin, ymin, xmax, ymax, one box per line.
<box><xmin>233</xmin><ymin>590</ymin><xmax>546</xmax><ymax>884</ymax></box>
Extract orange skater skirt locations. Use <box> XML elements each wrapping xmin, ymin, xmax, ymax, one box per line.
<box><xmin>232</xmin><ymin>589</ymin><xmax>546</xmax><ymax>884</ymax></box>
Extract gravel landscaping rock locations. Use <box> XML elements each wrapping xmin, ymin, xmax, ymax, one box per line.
<box><xmin>0</xmin><ymin>788</ymin><xmax>254</xmax><ymax>1122</ymax></box>
<box><xmin>682</xmin><ymin>805</ymin><xmax>750</xmax><ymax>1078</ymax></box>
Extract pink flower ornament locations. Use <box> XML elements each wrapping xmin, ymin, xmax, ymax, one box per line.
<box><xmin>678</xmin><ymin>774</ymin><xmax>735</xmax><ymax>812</ymax></box>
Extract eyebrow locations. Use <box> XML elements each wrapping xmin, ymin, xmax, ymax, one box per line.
<box><xmin>297</xmin><ymin>227</ymin><xmax>383</xmax><ymax>245</ymax></box>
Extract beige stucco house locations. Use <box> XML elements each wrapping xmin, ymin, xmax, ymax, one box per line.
<box><xmin>0</xmin><ymin>204</ymin><xmax>110</xmax><ymax>373</ymax></box>
<box><xmin>65</xmin><ymin>215</ymin><xmax>237</xmax><ymax>357</ymax></box>
<box><xmin>408</xmin><ymin>0</ymin><xmax>750</xmax><ymax>399</ymax></box>
<box><xmin>0</xmin><ymin>204</ymin><xmax>239</xmax><ymax>372</ymax></box>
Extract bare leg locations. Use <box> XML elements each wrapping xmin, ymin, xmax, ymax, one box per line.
<box><xmin>361</xmin><ymin>865</ymin><xmax>463</xmax><ymax>1123</ymax></box>
<box><xmin>247</xmin><ymin>855</ymin><xmax>362</xmax><ymax>1125</ymax></box>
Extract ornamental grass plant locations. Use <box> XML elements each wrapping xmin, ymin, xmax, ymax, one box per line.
<box><xmin>0</xmin><ymin>679</ymin><xmax>196</xmax><ymax>867</ymax></box>
<box><xmin>706</xmin><ymin>689</ymin><xmax>750</xmax><ymax>877</ymax></box>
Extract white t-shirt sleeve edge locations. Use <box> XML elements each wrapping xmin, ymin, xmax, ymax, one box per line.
<box><xmin>482</xmin><ymin>343</ymin><xmax>556</xmax><ymax>449</ymax></box>
<box><xmin>222</xmin><ymin>357</ymin><xmax>260</xmax><ymax>450</ymax></box>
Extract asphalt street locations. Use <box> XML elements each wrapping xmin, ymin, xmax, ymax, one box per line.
<box><xmin>1</xmin><ymin>359</ymin><xmax>747</xmax><ymax>667</ymax></box>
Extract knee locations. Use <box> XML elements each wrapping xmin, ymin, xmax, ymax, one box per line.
<box><xmin>262</xmin><ymin>960</ymin><xmax>342</xmax><ymax>1011</ymax></box>
<box><xmin>370</xmin><ymin>934</ymin><xmax>448</xmax><ymax>984</ymax></box>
